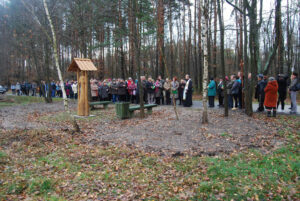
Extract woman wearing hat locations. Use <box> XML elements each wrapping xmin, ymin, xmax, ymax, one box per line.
<box><xmin>264</xmin><ymin>77</ymin><xmax>278</xmax><ymax>117</ymax></box>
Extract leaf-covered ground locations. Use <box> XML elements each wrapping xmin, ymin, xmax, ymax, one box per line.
<box><xmin>0</xmin><ymin>101</ymin><xmax>299</xmax><ymax>200</ymax></box>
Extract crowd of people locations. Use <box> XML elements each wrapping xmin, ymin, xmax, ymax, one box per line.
<box><xmin>254</xmin><ymin>72</ymin><xmax>299</xmax><ymax>116</ymax></box>
<box><xmin>9</xmin><ymin>72</ymin><xmax>299</xmax><ymax>116</ymax></box>
<box><xmin>90</xmin><ymin>74</ymin><xmax>193</xmax><ymax>107</ymax></box>
<box><xmin>208</xmin><ymin>72</ymin><xmax>299</xmax><ymax>116</ymax></box>
<box><xmin>10</xmin><ymin>81</ymin><xmax>78</xmax><ymax>98</ymax></box>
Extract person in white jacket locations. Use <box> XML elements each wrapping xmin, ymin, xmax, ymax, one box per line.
<box><xmin>72</xmin><ymin>82</ymin><xmax>78</xmax><ymax>99</ymax></box>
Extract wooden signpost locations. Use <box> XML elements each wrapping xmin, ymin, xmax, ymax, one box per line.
<box><xmin>67</xmin><ymin>58</ymin><xmax>97</xmax><ymax>116</ymax></box>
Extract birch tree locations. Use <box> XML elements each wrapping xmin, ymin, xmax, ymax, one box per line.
<box><xmin>43</xmin><ymin>0</ymin><xmax>80</xmax><ymax>132</ymax></box>
<box><xmin>201</xmin><ymin>0</ymin><xmax>209</xmax><ymax>124</ymax></box>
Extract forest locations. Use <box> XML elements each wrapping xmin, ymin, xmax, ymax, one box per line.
<box><xmin>1</xmin><ymin>1</ymin><xmax>300</xmax><ymax>200</ymax></box>
<box><xmin>0</xmin><ymin>0</ymin><xmax>299</xmax><ymax>87</ymax></box>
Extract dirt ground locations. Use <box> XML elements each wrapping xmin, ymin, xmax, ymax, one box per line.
<box><xmin>0</xmin><ymin>101</ymin><xmax>288</xmax><ymax>156</ymax></box>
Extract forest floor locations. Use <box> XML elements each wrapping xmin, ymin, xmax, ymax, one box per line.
<box><xmin>0</xmin><ymin>99</ymin><xmax>299</xmax><ymax>200</ymax></box>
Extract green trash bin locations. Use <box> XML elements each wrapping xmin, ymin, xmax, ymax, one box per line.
<box><xmin>115</xmin><ymin>102</ymin><xmax>130</xmax><ymax>119</ymax></box>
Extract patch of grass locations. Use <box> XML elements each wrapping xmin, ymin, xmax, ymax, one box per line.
<box><xmin>0</xmin><ymin>151</ymin><xmax>7</xmax><ymax>159</ymax></box>
<box><xmin>220</xmin><ymin>132</ymin><xmax>232</xmax><ymax>137</ymax></box>
<box><xmin>193</xmin><ymin>145</ymin><xmax>300</xmax><ymax>200</ymax></box>
<box><xmin>141</xmin><ymin>157</ymin><xmax>157</xmax><ymax>168</ymax></box>
<box><xmin>0</xmin><ymin>151</ymin><xmax>9</xmax><ymax>164</ymax></box>
<box><xmin>0</xmin><ymin>95</ymin><xmax>62</xmax><ymax>108</ymax></box>
<box><xmin>28</xmin><ymin>178</ymin><xmax>55</xmax><ymax>195</ymax></box>
<box><xmin>7</xmin><ymin>181</ymin><xmax>28</xmax><ymax>195</ymax></box>
<box><xmin>46</xmin><ymin>195</ymin><xmax>67</xmax><ymax>201</ymax></box>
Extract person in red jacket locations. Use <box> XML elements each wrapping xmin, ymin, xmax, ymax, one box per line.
<box><xmin>264</xmin><ymin>77</ymin><xmax>279</xmax><ymax>117</ymax></box>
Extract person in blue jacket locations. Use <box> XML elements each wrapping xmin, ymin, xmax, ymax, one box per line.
<box><xmin>208</xmin><ymin>77</ymin><xmax>216</xmax><ymax>107</ymax></box>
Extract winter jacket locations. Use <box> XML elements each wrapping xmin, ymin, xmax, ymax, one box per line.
<box><xmin>146</xmin><ymin>81</ymin><xmax>155</xmax><ymax>94</ymax></box>
<box><xmin>231</xmin><ymin>80</ymin><xmax>240</xmax><ymax>95</ymax></box>
<box><xmin>154</xmin><ymin>81</ymin><xmax>162</xmax><ymax>98</ymax></box>
<box><xmin>178</xmin><ymin>83</ymin><xmax>185</xmax><ymax>98</ymax></box>
<box><xmin>16</xmin><ymin>83</ymin><xmax>21</xmax><ymax>90</ymax></box>
<box><xmin>255</xmin><ymin>79</ymin><xmax>267</xmax><ymax>97</ymax></box>
<box><xmin>217</xmin><ymin>81</ymin><xmax>224</xmax><ymax>97</ymax></box>
<box><xmin>227</xmin><ymin>81</ymin><xmax>233</xmax><ymax>95</ymax></box>
<box><xmin>110</xmin><ymin>82</ymin><xmax>118</xmax><ymax>95</ymax></box>
<box><xmin>277</xmin><ymin>77</ymin><xmax>287</xmax><ymax>98</ymax></box>
<box><xmin>127</xmin><ymin>82</ymin><xmax>137</xmax><ymax>95</ymax></box>
<box><xmin>163</xmin><ymin>82</ymin><xmax>171</xmax><ymax>91</ymax></box>
<box><xmin>289</xmin><ymin>78</ymin><xmax>298</xmax><ymax>91</ymax></box>
<box><xmin>72</xmin><ymin>83</ymin><xmax>78</xmax><ymax>94</ymax></box>
<box><xmin>264</xmin><ymin>80</ymin><xmax>278</xmax><ymax>108</ymax></box>
<box><xmin>207</xmin><ymin>80</ymin><xmax>216</xmax><ymax>96</ymax></box>
<box><xmin>99</xmin><ymin>85</ymin><xmax>109</xmax><ymax>99</ymax></box>
<box><xmin>117</xmin><ymin>82</ymin><xmax>127</xmax><ymax>96</ymax></box>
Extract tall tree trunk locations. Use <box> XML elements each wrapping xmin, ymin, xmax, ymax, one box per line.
<box><xmin>276</xmin><ymin>0</ymin><xmax>284</xmax><ymax>74</ymax></box>
<box><xmin>44</xmin><ymin>39</ymin><xmax>53</xmax><ymax>103</ymax></box>
<box><xmin>286</xmin><ymin>0</ymin><xmax>292</xmax><ymax>76</ymax></box>
<box><xmin>132</xmin><ymin>0</ymin><xmax>144</xmax><ymax>118</ymax></box>
<box><xmin>207</xmin><ymin>2</ymin><xmax>212</xmax><ymax>78</ymax></box>
<box><xmin>187</xmin><ymin>1</ymin><xmax>192</xmax><ymax>75</ymax></box>
<box><xmin>182</xmin><ymin>2</ymin><xmax>187</xmax><ymax>75</ymax></box>
<box><xmin>128</xmin><ymin>0</ymin><xmax>135</xmax><ymax>78</ymax></box>
<box><xmin>168</xmin><ymin>0</ymin><xmax>174</xmax><ymax>78</ymax></box>
<box><xmin>213</xmin><ymin>0</ymin><xmax>217</xmax><ymax>78</ymax></box>
<box><xmin>43</xmin><ymin>0</ymin><xmax>79</xmax><ymax>132</ymax></box>
<box><xmin>157</xmin><ymin>0</ymin><xmax>165</xmax><ymax>77</ymax></box>
<box><xmin>263</xmin><ymin>0</ymin><xmax>280</xmax><ymax>75</ymax></box>
<box><xmin>243</xmin><ymin>0</ymin><xmax>251</xmax><ymax>116</ymax></box>
<box><xmin>198</xmin><ymin>0</ymin><xmax>203</xmax><ymax>93</ymax></box>
<box><xmin>194</xmin><ymin>0</ymin><xmax>198</xmax><ymax>90</ymax></box>
<box><xmin>202</xmin><ymin>0</ymin><xmax>209</xmax><ymax>124</ymax></box>
<box><xmin>217</xmin><ymin>0</ymin><xmax>228</xmax><ymax>117</ymax></box>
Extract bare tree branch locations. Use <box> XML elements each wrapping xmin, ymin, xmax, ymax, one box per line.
<box><xmin>225</xmin><ymin>0</ymin><xmax>244</xmax><ymax>14</ymax></box>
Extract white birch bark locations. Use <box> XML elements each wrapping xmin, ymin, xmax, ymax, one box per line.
<box><xmin>201</xmin><ymin>0</ymin><xmax>209</xmax><ymax>124</ymax></box>
<box><xmin>43</xmin><ymin>0</ymin><xmax>79</xmax><ymax>131</ymax></box>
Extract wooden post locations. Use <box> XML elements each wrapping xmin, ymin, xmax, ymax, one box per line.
<box><xmin>78</xmin><ymin>71</ymin><xmax>84</xmax><ymax>116</ymax></box>
<box><xmin>67</xmin><ymin>58</ymin><xmax>97</xmax><ymax>116</ymax></box>
<box><xmin>84</xmin><ymin>71</ymin><xmax>89</xmax><ymax>116</ymax></box>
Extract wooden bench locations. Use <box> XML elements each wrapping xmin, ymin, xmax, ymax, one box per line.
<box><xmin>89</xmin><ymin>101</ymin><xmax>112</xmax><ymax>109</ymax></box>
<box><xmin>129</xmin><ymin>104</ymin><xmax>157</xmax><ymax>117</ymax></box>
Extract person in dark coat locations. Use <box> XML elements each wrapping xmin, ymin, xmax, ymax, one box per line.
<box><xmin>178</xmin><ymin>79</ymin><xmax>185</xmax><ymax>105</ymax></box>
<box><xmin>231</xmin><ymin>75</ymin><xmax>240</xmax><ymax>110</ymax></box>
<box><xmin>183</xmin><ymin>74</ymin><xmax>193</xmax><ymax>107</ymax></box>
<box><xmin>276</xmin><ymin>74</ymin><xmax>288</xmax><ymax>110</ymax></box>
<box><xmin>154</xmin><ymin>79</ymin><xmax>162</xmax><ymax>105</ymax></box>
<box><xmin>117</xmin><ymin>79</ymin><xmax>127</xmax><ymax>102</ymax></box>
<box><xmin>146</xmin><ymin>78</ymin><xmax>155</xmax><ymax>104</ymax></box>
<box><xmin>255</xmin><ymin>74</ymin><xmax>267</xmax><ymax>112</ymax></box>
<box><xmin>227</xmin><ymin>76</ymin><xmax>234</xmax><ymax>108</ymax></box>
<box><xmin>98</xmin><ymin>82</ymin><xmax>110</xmax><ymax>101</ymax></box>
<box><xmin>217</xmin><ymin>78</ymin><xmax>224</xmax><ymax>107</ymax></box>
<box><xmin>110</xmin><ymin>79</ymin><xmax>119</xmax><ymax>103</ymax></box>
<box><xmin>289</xmin><ymin>72</ymin><xmax>298</xmax><ymax>114</ymax></box>
<box><xmin>51</xmin><ymin>81</ymin><xmax>56</xmax><ymax>97</ymax></box>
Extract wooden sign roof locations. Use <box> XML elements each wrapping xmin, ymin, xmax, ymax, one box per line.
<box><xmin>67</xmin><ymin>58</ymin><xmax>97</xmax><ymax>72</ymax></box>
